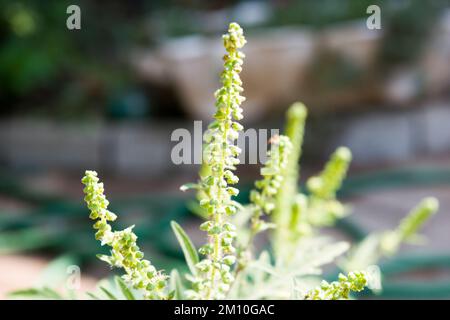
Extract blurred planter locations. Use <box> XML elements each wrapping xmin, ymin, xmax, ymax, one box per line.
<box><xmin>134</xmin><ymin>14</ymin><xmax>450</xmax><ymax>118</ymax></box>
<box><xmin>133</xmin><ymin>27</ymin><xmax>315</xmax><ymax>122</ymax></box>
<box><xmin>381</xmin><ymin>9</ymin><xmax>450</xmax><ymax>106</ymax></box>
<box><xmin>303</xmin><ymin>20</ymin><xmax>383</xmax><ymax>112</ymax></box>
<box><xmin>133</xmin><ymin>21</ymin><xmax>383</xmax><ymax>119</ymax></box>
<box><xmin>420</xmin><ymin>9</ymin><xmax>450</xmax><ymax>97</ymax></box>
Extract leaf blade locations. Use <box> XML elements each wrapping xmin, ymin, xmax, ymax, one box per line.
<box><xmin>169</xmin><ymin>269</ymin><xmax>184</xmax><ymax>300</ymax></box>
<box><xmin>99</xmin><ymin>286</ymin><xmax>118</xmax><ymax>300</ymax></box>
<box><xmin>115</xmin><ymin>276</ymin><xmax>135</xmax><ymax>300</ymax></box>
<box><xmin>170</xmin><ymin>221</ymin><xmax>199</xmax><ymax>275</ymax></box>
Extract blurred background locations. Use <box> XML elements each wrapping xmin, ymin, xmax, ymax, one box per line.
<box><xmin>1</xmin><ymin>0</ymin><xmax>450</xmax><ymax>299</ymax></box>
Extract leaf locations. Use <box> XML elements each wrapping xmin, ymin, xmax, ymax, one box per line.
<box><xmin>9</xmin><ymin>287</ymin><xmax>63</xmax><ymax>300</ymax></box>
<box><xmin>186</xmin><ymin>201</ymin><xmax>209</xmax><ymax>220</ymax></box>
<box><xmin>231</xmin><ymin>200</ymin><xmax>245</xmax><ymax>212</ymax></box>
<box><xmin>96</xmin><ymin>254</ymin><xmax>111</xmax><ymax>264</ymax></box>
<box><xmin>86</xmin><ymin>292</ymin><xmax>100</xmax><ymax>300</ymax></box>
<box><xmin>100</xmin><ymin>286</ymin><xmax>118</xmax><ymax>300</ymax></box>
<box><xmin>292</xmin><ymin>239</ymin><xmax>350</xmax><ymax>276</ymax></box>
<box><xmin>180</xmin><ymin>183</ymin><xmax>200</xmax><ymax>192</ymax></box>
<box><xmin>9</xmin><ymin>288</ymin><xmax>44</xmax><ymax>299</ymax></box>
<box><xmin>169</xmin><ymin>269</ymin><xmax>184</xmax><ymax>300</ymax></box>
<box><xmin>171</xmin><ymin>221</ymin><xmax>199</xmax><ymax>276</ymax></box>
<box><xmin>37</xmin><ymin>254</ymin><xmax>78</xmax><ymax>288</ymax></box>
<box><xmin>168</xmin><ymin>290</ymin><xmax>175</xmax><ymax>300</ymax></box>
<box><xmin>340</xmin><ymin>234</ymin><xmax>381</xmax><ymax>271</ymax></box>
<box><xmin>42</xmin><ymin>287</ymin><xmax>64</xmax><ymax>299</ymax></box>
<box><xmin>115</xmin><ymin>276</ymin><xmax>135</xmax><ymax>300</ymax></box>
<box><xmin>253</xmin><ymin>251</ymin><xmax>272</xmax><ymax>284</ymax></box>
<box><xmin>227</xmin><ymin>271</ymin><xmax>243</xmax><ymax>299</ymax></box>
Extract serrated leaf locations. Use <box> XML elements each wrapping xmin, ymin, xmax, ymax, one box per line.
<box><xmin>171</xmin><ymin>221</ymin><xmax>199</xmax><ymax>276</ymax></box>
<box><xmin>115</xmin><ymin>277</ymin><xmax>135</xmax><ymax>300</ymax></box>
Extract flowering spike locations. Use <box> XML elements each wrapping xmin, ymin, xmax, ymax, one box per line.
<box><xmin>273</xmin><ymin>102</ymin><xmax>307</xmax><ymax>258</ymax></box>
<box><xmin>380</xmin><ymin>197</ymin><xmax>439</xmax><ymax>255</ymax></box>
<box><xmin>82</xmin><ymin>170</ymin><xmax>168</xmax><ymax>300</ymax></box>
<box><xmin>185</xmin><ymin>22</ymin><xmax>246</xmax><ymax>300</ymax></box>
<box><xmin>250</xmin><ymin>135</ymin><xmax>292</xmax><ymax>233</ymax></box>
<box><xmin>305</xmin><ymin>271</ymin><xmax>368</xmax><ymax>300</ymax></box>
<box><xmin>307</xmin><ymin>147</ymin><xmax>352</xmax><ymax>200</ymax></box>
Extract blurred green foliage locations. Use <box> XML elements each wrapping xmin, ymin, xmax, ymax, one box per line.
<box><xmin>0</xmin><ymin>0</ymin><xmax>153</xmax><ymax>118</ymax></box>
<box><xmin>1</xmin><ymin>0</ymin><xmax>449</xmax><ymax>119</ymax></box>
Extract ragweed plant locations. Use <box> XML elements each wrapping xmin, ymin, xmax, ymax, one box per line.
<box><xmin>82</xmin><ymin>171</ymin><xmax>168</xmax><ymax>299</ymax></box>
<box><xmin>78</xmin><ymin>22</ymin><xmax>437</xmax><ymax>301</ymax></box>
<box><xmin>13</xmin><ymin>22</ymin><xmax>439</xmax><ymax>301</ymax></box>
<box><xmin>304</xmin><ymin>271</ymin><xmax>369</xmax><ymax>300</ymax></box>
<box><xmin>341</xmin><ymin>197</ymin><xmax>439</xmax><ymax>272</ymax></box>
<box><xmin>185</xmin><ymin>22</ymin><xmax>247</xmax><ymax>300</ymax></box>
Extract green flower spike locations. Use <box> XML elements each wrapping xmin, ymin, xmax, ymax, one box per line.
<box><xmin>231</xmin><ymin>135</ymin><xmax>292</xmax><ymax>271</ymax></box>
<box><xmin>305</xmin><ymin>271</ymin><xmax>368</xmax><ymax>300</ymax></box>
<box><xmin>307</xmin><ymin>146</ymin><xmax>352</xmax><ymax>200</ymax></box>
<box><xmin>82</xmin><ymin>170</ymin><xmax>168</xmax><ymax>300</ymax></box>
<box><xmin>304</xmin><ymin>147</ymin><xmax>352</xmax><ymax>228</ymax></box>
<box><xmin>272</xmin><ymin>103</ymin><xmax>307</xmax><ymax>258</ymax></box>
<box><xmin>250</xmin><ymin>135</ymin><xmax>292</xmax><ymax>234</ymax></box>
<box><xmin>380</xmin><ymin>197</ymin><xmax>439</xmax><ymax>255</ymax></box>
<box><xmin>191</xmin><ymin>22</ymin><xmax>247</xmax><ymax>300</ymax></box>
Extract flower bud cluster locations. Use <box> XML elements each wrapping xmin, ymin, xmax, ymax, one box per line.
<box><xmin>305</xmin><ymin>271</ymin><xmax>368</xmax><ymax>300</ymax></box>
<box><xmin>193</xmin><ymin>22</ymin><xmax>246</xmax><ymax>300</ymax></box>
<box><xmin>380</xmin><ymin>197</ymin><xmax>438</xmax><ymax>255</ymax></box>
<box><xmin>250</xmin><ymin>135</ymin><xmax>292</xmax><ymax>233</ymax></box>
<box><xmin>82</xmin><ymin>170</ymin><xmax>168</xmax><ymax>299</ymax></box>
<box><xmin>306</xmin><ymin>147</ymin><xmax>352</xmax><ymax>200</ymax></box>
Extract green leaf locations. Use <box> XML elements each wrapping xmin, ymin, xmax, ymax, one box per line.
<box><xmin>100</xmin><ymin>286</ymin><xmax>118</xmax><ymax>300</ymax></box>
<box><xmin>9</xmin><ymin>288</ymin><xmax>44</xmax><ymax>299</ymax></box>
<box><xmin>37</xmin><ymin>254</ymin><xmax>77</xmax><ymax>288</ymax></box>
<box><xmin>96</xmin><ymin>254</ymin><xmax>111</xmax><ymax>264</ymax></box>
<box><xmin>186</xmin><ymin>201</ymin><xmax>209</xmax><ymax>220</ymax></box>
<box><xmin>171</xmin><ymin>221</ymin><xmax>199</xmax><ymax>276</ymax></box>
<box><xmin>253</xmin><ymin>251</ymin><xmax>271</xmax><ymax>284</ymax></box>
<box><xmin>115</xmin><ymin>276</ymin><xmax>135</xmax><ymax>300</ymax></box>
<box><xmin>9</xmin><ymin>287</ymin><xmax>63</xmax><ymax>300</ymax></box>
<box><xmin>180</xmin><ymin>183</ymin><xmax>200</xmax><ymax>192</ymax></box>
<box><xmin>42</xmin><ymin>287</ymin><xmax>64</xmax><ymax>299</ymax></box>
<box><xmin>169</xmin><ymin>269</ymin><xmax>184</xmax><ymax>300</ymax></box>
<box><xmin>86</xmin><ymin>292</ymin><xmax>100</xmax><ymax>300</ymax></box>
